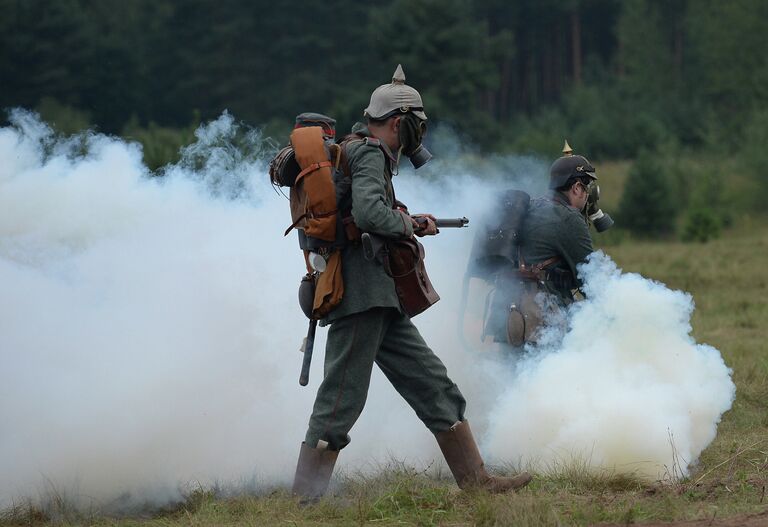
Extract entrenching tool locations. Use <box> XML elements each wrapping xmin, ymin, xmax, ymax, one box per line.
<box><xmin>299</xmin><ymin>319</ymin><xmax>317</xmax><ymax>386</ymax></box>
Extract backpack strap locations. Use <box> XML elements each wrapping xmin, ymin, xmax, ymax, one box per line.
<box><xmin>338</xmin><ymin>134</ymin><xmax>363</xmax><ymax>181</ymax></box>
<box><xmin>295</xmin><ymin>160</ymin><xmax>334</xmax><ymax>185</ymax></box>
<box><xmin>336</xmin><ymin>133</ymin><xmax>397</xmax><ymax>243</ymax></box>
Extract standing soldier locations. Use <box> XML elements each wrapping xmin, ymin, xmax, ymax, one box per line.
<box><xmin>291</xmin><ymin>65</ymin><xmax>532</xmax><ymax>498</ymax></box>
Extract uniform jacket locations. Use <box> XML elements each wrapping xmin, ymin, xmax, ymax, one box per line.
<box><xmin>322</xmin><ymin>123</ymin><xmax>414</xmax><ymax>324</ymax></box>
<box><xmin>519</xmin><ymin>191</ymin><xmax>594</xmax><ymax>299</ymax></box>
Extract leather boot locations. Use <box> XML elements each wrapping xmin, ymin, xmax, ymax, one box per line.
<box><xmin>291</xmin><ymin>441</ymin><xmax>339</xmax><ymax>498</ymax></box>
<box><xmin>435</xmin><ymin>420</ymin><xmax>532</xmax><ymax>493</ymax></box>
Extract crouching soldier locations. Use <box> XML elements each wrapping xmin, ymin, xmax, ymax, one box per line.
<box><xmin>519</xmin><ymin>142</ymin><xmax>611</xmax><ymax>304</ymax></box>
<box><xmin>470</xmin><ymin>142</ymin><xmax>613</xmax><ymax>348</ymax></box>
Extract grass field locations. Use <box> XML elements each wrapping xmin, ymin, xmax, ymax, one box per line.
<box><xmin>2</xmin><ymin>169</ymin><xmax>767</xmax><ymax>526</ymax></box>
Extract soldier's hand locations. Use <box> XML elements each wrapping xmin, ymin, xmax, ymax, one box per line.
<box><xmin>412</xmin><ymin>214</ymin><xmax>438</xmax><ymax>236</ymax></box>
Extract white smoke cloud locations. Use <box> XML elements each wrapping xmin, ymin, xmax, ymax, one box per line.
<box><xmin>0</xmin><ymin>111</ymin><xmax>734</xmax><ymax>511</ymax></box>
<box><xmin>483</xmin><ymin>253</ymin><xmax>736</xmax><ymax>478</ymax></box>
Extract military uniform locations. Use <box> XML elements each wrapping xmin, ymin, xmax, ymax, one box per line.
<box><xmin>519</xmin><ymin>191</ymin><xmax>594</xmax><ymax>301</ymax></box>
<box><xmin>305</xmin><ymin>123</ymin><xmax>466</xmax><ymax>451</ymax></box>
<box><xmin>291</xmin><ymin>66</ymin><xmax>531</xmax><ymax>499</ymax></box>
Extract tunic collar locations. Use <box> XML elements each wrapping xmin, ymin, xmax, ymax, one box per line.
<box><xmin>551</xmin><ymin>190</ymin><xmax>578</xmax><ymax>210</ymax></box>
<box><xmin>351</xmin><ymin>122</ymin><xmax>399</xmax><ymax>171</ymax></box>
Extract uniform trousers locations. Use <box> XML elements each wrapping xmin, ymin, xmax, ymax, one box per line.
<box><xmin>305</xmin><ymin>307</ymin><xmax>466</xmax><ymax>450</ymax></box>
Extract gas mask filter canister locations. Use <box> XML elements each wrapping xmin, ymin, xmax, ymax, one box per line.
<box><xmin>585</xmin><ymin>183</ymin><xmax>614</xmax><ymax>232</ymax></box>
<box><xmin>399</xmin><ymin>113</ymin><xmax>432</xmax><ymax>169</ymax></box>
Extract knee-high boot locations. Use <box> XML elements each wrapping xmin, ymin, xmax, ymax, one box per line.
<box><xmin>291</xmin><ymin>441</ymin><xmax>339</xmax><ymax>498</ymax></box>
<box><xmin>435</xmin><ymin>420</ymin><xmax>532</xmax><ymax>493</ymax></box>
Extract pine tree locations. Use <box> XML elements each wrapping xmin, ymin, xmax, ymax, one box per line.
<box><xmin>617</xmin><ymin>151</ymin><xmax>678</xmax><ymax>237</ymax></box>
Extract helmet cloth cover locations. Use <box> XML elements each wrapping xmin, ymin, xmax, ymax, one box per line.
<box><xmin>364</xmin><ymin>64</ymin><xmax>427</xmax><ymax>121</ymax></box>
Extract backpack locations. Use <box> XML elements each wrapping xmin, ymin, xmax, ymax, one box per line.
<box><xmin>466</xmin><ymin>189</ymin><xmax>531</xmax><ymax>281</ymax></box>
<box><xmin>461</xmin><ymin>189</ymin><xmax>545</xmax><ymax>347</ymax></box>
<box><xmin>270</xmin><ymin>113</ymin><xmax>342</xmax><ymax>247</ymax></box>
<box><xmin>269</xmin><ymin>113</ymin><xmax>367</xmax><ymax>319</ymax></box>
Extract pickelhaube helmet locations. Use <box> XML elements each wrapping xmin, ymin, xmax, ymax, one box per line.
<box><xmin>549</xmin><ymin>140</ymin><xmax>597</xmax><ymax>190</ymax></box>
<box><xmin>364</xmin><ymin>64</ymin><xmax>428</xmax><ymax>121</ymax></box>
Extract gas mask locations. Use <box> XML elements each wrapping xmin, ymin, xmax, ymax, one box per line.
<box><xmin>399</xmin><ymin>113</ymin><xmax>432</xmax><ymax>169</ymax></box>
<box><xmin>583</xmin><ymin>181</ymin><xmax>614</xmax><ymax>232</ymax></box>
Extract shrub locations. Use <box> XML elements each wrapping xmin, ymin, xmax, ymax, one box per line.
<box><xmin>122</xmin><ymin>118</ymin><xmax>197</xmax><ymax>171</ymax></box>
<box><xmin>35</xmin><ymin>97</ymin><xmax>91</xmax><ymax>134</ymax></box>
<box><xmin>617</xmin><ymin>150</ymin><xmax>678</xmax><ymax>237</ymax></box>
<box><xmin>682</xmin><ymin>207</ymin><xmax>721</xmax><ymax>243</ymax></box>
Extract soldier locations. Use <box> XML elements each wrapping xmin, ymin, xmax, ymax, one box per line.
<box><xmin>291</xmin><ymin>65</ymin><xmax>532</xmax><ymax>498</ymax></box>
<box><xmin>519</xmin><ymin>142</ymin><xmax>598</xmax><ymax>303</ymax></box>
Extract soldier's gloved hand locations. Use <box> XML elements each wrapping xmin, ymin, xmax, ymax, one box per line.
<box><xmin>412</xmin><ymin>214</ymin><xmax>438</xmax><ymax>236</ymax></box>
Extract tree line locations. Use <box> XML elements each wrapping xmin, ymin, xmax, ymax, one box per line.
<box><xmin>2</xmin><ymin>0</ymin><xmax>765</xmax><ymax>159</ymax></box>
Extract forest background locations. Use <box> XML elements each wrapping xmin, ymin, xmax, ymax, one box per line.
<box><xmin>1</xmin><ymin>0</ymin><xmax>766</xmax><ymax>240</ymax></box>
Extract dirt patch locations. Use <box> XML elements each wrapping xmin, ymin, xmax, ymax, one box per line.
<box><xmin>597</xmin><ymin>509</ymin><xmax>768</xmax><ymax>527</ymax></box>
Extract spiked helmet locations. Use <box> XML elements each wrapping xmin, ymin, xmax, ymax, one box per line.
<box><xmin>364</xmin><ymin>64</ymin><xmax>427</xmax><ymax>121</ymax></box>
<box><xmin>549</xmin><ymin>140</ymin><xmax>597</xmax><ymax>189</ymax></box>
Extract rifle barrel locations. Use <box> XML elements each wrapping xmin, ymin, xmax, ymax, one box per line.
<box><xmin>434</xmin><ymin>217</ymin><xmax>469</xmax><ymax>228</ymax></box>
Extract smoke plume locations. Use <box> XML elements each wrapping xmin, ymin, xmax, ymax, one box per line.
<box><xmin>483</xmin><ymin>254</ymin><xmax>736</xmax><ymax>478</ymax></box>
<box><xmin>0</xmin><ymin>111</ymin><xmax>734</xmax><ymax>510</ymax></box>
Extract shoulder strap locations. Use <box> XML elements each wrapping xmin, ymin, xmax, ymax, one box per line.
<box><xmin>338</xmin><ymin>133</ymin><xmax>365</xmax><ymax>180</ymax></box>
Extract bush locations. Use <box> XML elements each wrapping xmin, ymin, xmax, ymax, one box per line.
<box><xmin>682</xmin><ymin>207</ymin><xmax>721</xmax><ymax>243</ymax></box>
<box><xmin>35</xmin><ymin>97</ymin><xmax>91</xmax><ymax>134</ymax></box>
<box><xmin>122</xmin><ymin>117</ymin><xmax>198</xmax><ymax>171</ymax></box>
<box><xmin>501</xmin><ymin>107</ymin><xmax>569</xmax><ymax>156</ymax></box>
<box><xmin>617</xmin><ymin>150</ymin><xmax>678</xmax><ymax>237</ymax></box>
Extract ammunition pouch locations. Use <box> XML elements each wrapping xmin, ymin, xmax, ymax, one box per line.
<box><xmin>385</xmin><ymin>238</ymin><xmax>440</xmax><ymax>318</ymax></box>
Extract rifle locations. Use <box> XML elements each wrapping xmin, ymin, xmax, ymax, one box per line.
<box><xmin>363</xmin><ymin>217</ymin><xmax>469</xmax><ymax>261</ymax></box>
<box><xmin>415</xmin><ymin>216</ymin><xmax>469</xmax><ymax>230</ymax></box>
<box><xmin>300</xmin><ymin>216</ymin><xmax>469</xmax><ymax>386</ymax></box>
